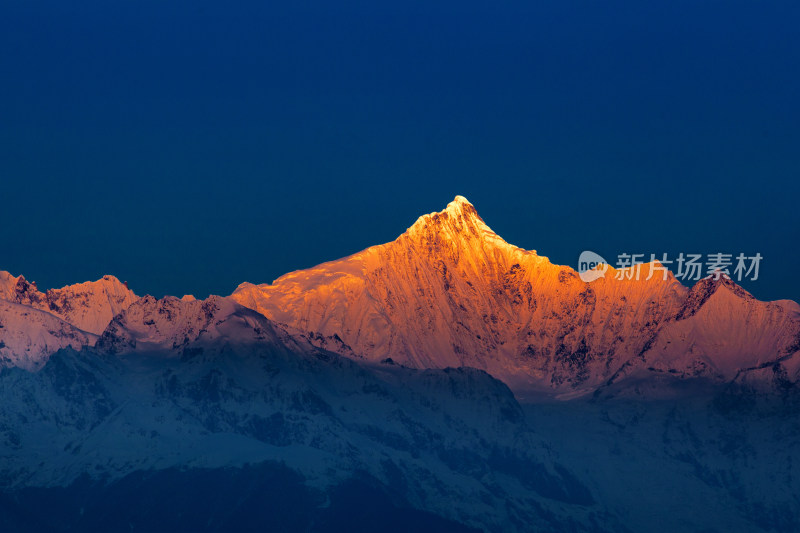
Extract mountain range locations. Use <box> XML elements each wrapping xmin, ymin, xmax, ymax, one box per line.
<box><xmin>4</xmin><ymin>196</ymin><xmax>797</xmax><ymax>396</ymax></box>
<box><xmin>1</xmin><ymin>196</ymin><xmax>799</xmax><ymax>532</ymax></box>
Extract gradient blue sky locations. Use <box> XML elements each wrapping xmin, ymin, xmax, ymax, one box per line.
<box><xmin>1</xmin><ymin>1</ymin><xmax>798</xmax><ymax>300</ymax></box>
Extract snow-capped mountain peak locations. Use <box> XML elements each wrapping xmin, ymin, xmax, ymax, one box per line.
<box><xmin>0</xmin><ymin>271</ymin><xmax>139</xmax><ymax>368</ymax></box>
<box><xmin>404</xmin><ymin>195</ymin><xmax>518</xmax><ymax>253</ymax></box>
<box><xmin>95</xmin><ymin>294</ymin><xmax>297</xmax><ymax>359</ymax></box>
<box><xmin>0</xmin><ymin>271</ymin><xmax>138</xmax><ymax>335</ymax></box>
<box><xmin>231</xmin><ymin>196</ymin><xmax>800</xmax><ymax>397</ymax></box>
<box><xmin>0</xmin><ymin>270</ymin><xmax>22</xmax><ymax>300</ymax></box>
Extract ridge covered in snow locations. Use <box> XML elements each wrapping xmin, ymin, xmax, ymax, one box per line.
<box><xmin>96</xmin><ymin>295</ymin><xmax>278</xmax><ymax>355</ymax></box>
<box><xmin>232</xmin><ymin>196</ymin><xmax>800</xmax><ymax>397</ymax></box>
<box><xmin>1</xmin><ymin>196</ymin><xmax>798</xmax><ymax>397</ymax></box>
<box><xmin>0</xmin><ymin>272</ymin><xmax>138</xmax><ymax>335</ymax></box>
<box><xmin>0</xmin><ymin>300</ymin><xmax>96</xmax><ymax>370</ymax></box>
<box><xmin>0</xmin><ymin>272</ymin><xmax>138</xmax><ymax>368</ymax></box>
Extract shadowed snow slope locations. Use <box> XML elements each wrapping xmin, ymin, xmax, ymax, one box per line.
<box><xmin>0</xmin><ymin>294</ymin><xmax>604</xmax><ymax>533</ymax></box>
<box><xmin>0</xmin><ymin>272</ymin><xmax>138</xmax><ymax>369</ymax></box>
<box><xmin>0</xmin><ymin>300</ymin><xmax>96</xmax><ymax>371</ymax></box>
<box><xmin>96</xmin><ymin>295</ymin><xmax>287</xmax><ymax>355</ymax></box>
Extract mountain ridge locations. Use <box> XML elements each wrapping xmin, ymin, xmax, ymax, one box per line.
<box><xmin>0</xmin><ymin>272</ymin><xmax>138</xmax><ymax>335</ymax></box>
<box><xmin>231</xmin><ymin>196</ymin><xmax>800</xmax><ymax>397</ymax></box>
<box><xmin>1</xmin><ymin>196</ymin><xmax>798</xmax><ymax>399</ymax></box>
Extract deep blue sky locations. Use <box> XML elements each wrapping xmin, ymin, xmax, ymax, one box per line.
<box><xmin>1</xmin><ymin>1</ymin><xmax>798</xmax><ymax>301</ymax></box>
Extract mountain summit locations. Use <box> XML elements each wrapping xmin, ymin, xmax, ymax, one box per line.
<box><xmin>232</xmin><ymin>196</ymin><xmax>800</xmax><ymax>397</ymax></box>
<box><xmin>0</xmin><ymin>272</ymin><xmax>139</xmax><ymax>368</ymax></box>
<box><xmin>406</xmin><ymin>195</ymin><xmax>506</xmax><ymax>246</ymax></box>
<box><xmin>0</xmin><ymin>272</ymin><xmax>137</xmax><ymax>335</ymax></box>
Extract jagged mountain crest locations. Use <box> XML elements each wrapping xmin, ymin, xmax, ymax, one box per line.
<box><xmin>0</xmin><ymin>196</ymin><xmax>798</xmax><ymax>399</ymax></box>
<box><xmin>675</xmin><ymin>274</ymin><xmax>755</xmax><ymax>320</ymax></box>
<box><xmin>403</xmin><ymin>195</ymin><xmax>518</xmax><ymax>252</ymax></box>
<box><xmin>231</xmin><ymin>196</ymin><xmax>800</xmax><ymax>397</ymax></box>
<box><xmin>96</xmin><ymin>294</ymin><xmax>292</xmax><ymax>357</ymax></box>
<box><xmin>0</xmin><ymin>272</ymin><xmax>139</xmax><ymax>368</ymax></box>
<box><xmin>0</xmin><ymin>271</ymin><xmax>138</xmax><ymax>335</ymax></box>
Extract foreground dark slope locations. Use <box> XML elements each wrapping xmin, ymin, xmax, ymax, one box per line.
<box><xmin>1</xmin><ymin>295</ymin><xmax>799</xmax><ymax>532</ymax></box>
<box><xmin>0</xmin><ymin>296</ymin><xmax>602</xmax><ymax>533</ymax></box>
<box><xmin>526</xmin><ymin>388</ymin><xmax>800</xmax><ymax>533</ymax></box>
